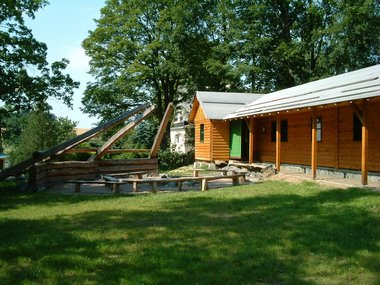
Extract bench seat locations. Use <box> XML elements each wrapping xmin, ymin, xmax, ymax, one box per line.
<box><xmin>68</xmin><ymin>173</ymin><xmax>246</xmax><ymax>194</ymax></box>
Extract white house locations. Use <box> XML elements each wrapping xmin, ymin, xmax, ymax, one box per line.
<box><xmin>170</xmin><ymin>104</ymin><xmax>193</xmax><ymax>153</ymax></box>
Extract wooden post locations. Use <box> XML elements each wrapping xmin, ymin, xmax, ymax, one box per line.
<box><xmin>276</xmin><ymin>116</ymin><xmax>281</xmax><ymax>172</ymax></box>
<box><xmin>361</xmin><ymin>100</ymin><xmax>368</xmax><ymax>185</ymax></box>
<box><xmin>112</xmin><ymin>184</ymin><xmax>120</xmax><ymax>194</ymax></box>
<box><xmin>249</xmin><ymin>118</ymin><xmax>255</xmax><ymax>164</ymax></box>
<box><xmin>311</xmin><ymin>109</ymin><xmax>317</xmax><ymax>179</ymax></box>
<box><xmin>178</xmin><ymin>181</ymin><xmax>182</xmax><ymax>191</ymax></box>
<box><xmin>201</xmin><ymin>179</ymin><xmax>208</xmax><ymax>191</ymax></box>
<box><xmin>132</xmin><ymin>181</ymin><xmax>138</xmax><ymax>192</ymax></box>
<box><xmin>151</xmin><ymin>181</ymin><xmax>158</xmax><ymax>193</ymax></box>
<box><xmin>75</xmin><ymin>183</ymin><xmax>81</xmax><ymax>193</ymax></box>
<box><xmin>150</xmin><ymin>103</ymin><xmax>174</xmax><ymax>158</ymax></box>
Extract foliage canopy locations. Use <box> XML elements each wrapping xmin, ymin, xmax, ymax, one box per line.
<box><xmin>0</xmin><ymin>0</ymin><xmax>79</xmax><ymax>114</ymax></box>
<box><xmin>82</xmin><ymin>0</ymin><xmax>380</xmax><ymax>123</ymax></box>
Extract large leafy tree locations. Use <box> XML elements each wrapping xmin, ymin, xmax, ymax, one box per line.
<box><xmin>0</xmin><ymin>0</ymin><xmax>79</xmax><ymax>113</ymax></box>
<box><xmin>83</xmin><ymin>0</ymin><xmax>380</xmax><ymax>120</ymax></box>
<box><xmin>82</xmin><ymin>0</ymin><xmax>216</xmax><ymax>120</ymax></box>
<box><xmin>235</xmin><ymin>0</ymin><xmax>380</xmax><ymax>92</ymax></box>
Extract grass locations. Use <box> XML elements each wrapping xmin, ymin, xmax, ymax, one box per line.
<box><xmin>0</xmin><ymin>180</ymin><xmax>379</xmax><ymax>284</ymax></box>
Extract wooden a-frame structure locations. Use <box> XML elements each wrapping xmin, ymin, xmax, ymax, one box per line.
<box><xmin>0</xmin><ymin>103</ymin><xmax>174</xmax><ymax>185</ymax></box>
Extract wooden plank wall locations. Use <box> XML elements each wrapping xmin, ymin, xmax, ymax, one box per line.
<box><xmin>35</xmin><ymin>158</ymin><xmax>159</xmax><ymax>187</ymax></box>
<box><xmin>254</xmin><ymin>100</ymin><xmax>380</xmax><ymax>172</ymax></box>
<box><xmin>194</xmin><ymin>106</ymin><xmax>211</xmax><ymax>161</ymax></box>
<box><xmin>211</xmin><ymin>120</ymin><xmax>230</xmax><ymax>161</ymax></box>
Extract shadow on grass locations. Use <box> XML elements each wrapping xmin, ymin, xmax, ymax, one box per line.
<box><xmin>0</xmin><ymin>189</ymin><xmax>138</xmax><ymax>212</ymax></box>
<box><xmin>0</xmin><ymin>184</ymin><xmax>379</xmax><ymax>284</ymax></box>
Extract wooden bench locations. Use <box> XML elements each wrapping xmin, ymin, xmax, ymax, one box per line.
<box><xmin>100</xmin><ymin>171</ymin><xmax>151</xmax><ymax>180</ymax></box>
<box><xmin>193</xmin><ymin>168</ymin><xmax>236</xmax><ymax>177</ymax></box>
<box><xmin>68</xmin><ymin>180</ymin><xmax>124</xmax><ymax>194</ymax></box>
<box><xmin>68</xmin><ymin>173</ymin><xmax>246</xmax><ymax>194</ymax></box>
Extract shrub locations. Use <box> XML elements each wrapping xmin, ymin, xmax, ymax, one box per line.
<box><xmin>158</xmin><ymin>149</ymin><xmax>194</xmax><ymax>170</ymax></box>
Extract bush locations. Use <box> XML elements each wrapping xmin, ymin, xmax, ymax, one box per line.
<box><xmin>158</xmin><ymin>149</ymin><xmax>194</xmax><ymax>170</ymax></box>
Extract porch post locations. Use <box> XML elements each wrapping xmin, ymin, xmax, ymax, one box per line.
<box><xmin>361</xmin><ymin>99</ymin><xmax>368</xmax><ymax>185</ymax></box>
<box><xmin>249</xmin><ymin>118</ymin><xmax>255</xmax><ymax>164</ymax></box>
<box><xmin>276</xmin><ymin>116</ymin><xmax>281</xmax><ymax>171</ymax></box>
<box><xmin>311</xmin><ymin>109</ymin><xmax>317</xmax><ymax>179</ymax></box>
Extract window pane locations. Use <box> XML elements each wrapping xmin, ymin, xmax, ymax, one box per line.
<box><xmin>353</xmin><ymin>113</ymin><xmax>362</xmax><ymax>141</ymax></box>
<box><xmin>316</xmin><ymin>117</ymin><xmax>322</xmax><ymax>142</ymax></box>
<box><xmin>281</xmin><ymin>120</ymin><xmax>288</xmax><ymax>142</ymax></box>
<box><xmin>200</xmin><ymin>124</ymin><xmax>204</xmax><ymax>143</ymax></box>
<box><xmin>271</xmin><ymin>121</ymin><xmax>276</xmax><ymax>142</ymax></box>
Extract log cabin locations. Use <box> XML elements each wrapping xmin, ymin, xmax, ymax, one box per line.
<box><xmin>188</xmin><ymin>91</ymin><xmax>262</xmax><ymax>162</ymax></box>
<box><xmin>188</xmin><ymin>65</ymin><xmax>380</xmax><ymax>185</ymax></box>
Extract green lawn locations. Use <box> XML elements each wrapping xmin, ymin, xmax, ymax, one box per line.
<box><xmin>0</xmin><ymin>181</ymin><xmax>379</xmax><ymax>285</ymax></box>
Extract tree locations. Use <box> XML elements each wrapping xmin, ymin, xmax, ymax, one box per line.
<box><xmin>10</xmin><ymin>111</ymin><xmax>77</xmax><ymax>164</ymax></box>
<box><xmin>83</xmin><ymin>0</ymin><xmax>380</xmax><ymax>122</ymax></box>
<box><xmin>235</xmin><ymin>0</ymin><xmax>380</xmax><ymax>92</ymax></box>
<box><xmin>82</xmin><ymin>0</ymin><xmax>217</xmax><ymax>121</ymax></box>
<box><xmin>0</xmin><ymin>0</ymin><xmax>79</xmax><ymax>113</ymax></box>
<box><xmin>325</xmin><ymin>0</ymin><xmax>380</xmax><ymax>74</ymax></box>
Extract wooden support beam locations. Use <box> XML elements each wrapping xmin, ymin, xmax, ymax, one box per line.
<box><xmin>150</xmin><ymin>102</ymin><xmax>174</xmax><ymax>158</ymax></box>
<box><xmin>361</xmin><ymin>99</ymin><xmax>368</xmax><ymax>185</ymax></box>
<box><xmin>249</xmin><ymin>118</ymin><xmax>255</xmax><ymax>164</ymax></box>
<box><xmin>311</xmin><ymin>109</ymin><xmax>317</xmax><ymax>179</ymax></box>
<box><xmin>276</xmin><ymin>116</ymin><xmax>281</xmax><ymax>172</ymax></box>
<box><xmin>351</xmin><ymin>102</ymin><xmax>364</xmax><ymax>124</ymax></box>
<box><xmin>89</xmin><ymin>106</ymin><xmax>155</xmax><ymax>160</ymax></box>
<box><xmin>66</xmin><ymin>148</ymin><xmax>150</xmax><ymax>154</ymax></box>
<box><xmin>0</xmin><ymin>103</ymin><xmax>150</xmax><ymax>181</ymax></box>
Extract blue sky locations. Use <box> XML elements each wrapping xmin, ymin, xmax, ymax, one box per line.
<box><xmin>26</xmin><ymin>0</ymin><xmax>106</xmax><ymax>128</ymax></box>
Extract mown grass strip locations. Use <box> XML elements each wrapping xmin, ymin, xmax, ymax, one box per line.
<box><xmin>0</xmin><ymin>180</ymin><xmax>379</xmax><ymax>284</ymax></box>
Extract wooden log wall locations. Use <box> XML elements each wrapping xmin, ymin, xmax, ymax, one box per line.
<box><xmin>35</xmin><ymin>158</ymin><xmax>158</xmax><ymax>187</ymax></box>
<box><xmin>210</xmin><ymin>120</ymin><xmax>230</xmax><ymax>161</ymax></box>
<box><xmin>254</xmin><ymin>100</ymin><xmax>380</xmax><ymax>172</ymax></box>
<box><xmin>194</xmin><ymin>106</ymin><xmax>211</xmax><ymax>161</ymax></box>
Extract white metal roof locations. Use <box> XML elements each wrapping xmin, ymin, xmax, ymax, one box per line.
<box><xmin>195</xmin><ymin>91</ymin><xmax>263</xmax><ymax>120</ymax></box>
<box><xmin>225</xmin><ymin>64</ymin><xmax>380</xmax><ymax>119</ymax></box>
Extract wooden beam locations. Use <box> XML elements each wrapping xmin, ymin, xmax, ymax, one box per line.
<box><xmin>249</xmin><ymin>118</ymin><xmax>255</xmax><ymax>164</ymax></box>
<box><xmin>361</xmin><ymin>99</ymin><xmax>368</xmax><ymax>185</ymax></box>
<box><xmin>66</xmin><ymin>148</ymin><xmax>150</xmax><ymax>154</ymax></box>
<box><xmin>0</xmin><ymin>103</ymin><xmax>150</xmax><ymax>181</ymax></box>
<box><xmin>276</xmin><ymin>116</ymin><xmax>281</xmax><ymax>171</ymax></box>
<box><xmin>150</xmin><ymin>102</ymin><xmax>174</xmax><ymax>158</ymax></box>
<box><xmin>351</xmin><ymin>102</ymin><xmax>363</xmax><ymax>124</ymax></box>
<box><xmin>311</xmin><ymin>109</ymin><xmax>317</xmax><ymax>179</ymax></box>
<box><xmin>89</xmin><ymin>106</ymin><xmax>155</xmax><ymax>160</ymax></box>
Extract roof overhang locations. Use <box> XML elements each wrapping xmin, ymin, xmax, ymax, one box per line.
<box><xmin>225</xmin><ymin>64</ymin><xmax>380</xmax><ymax>119</ymax></box>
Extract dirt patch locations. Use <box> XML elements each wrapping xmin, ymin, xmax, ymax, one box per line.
<box><xmin>270</xmin><ymin>172</ymin><xmax>380</xmax><ymax>191</ymax></box>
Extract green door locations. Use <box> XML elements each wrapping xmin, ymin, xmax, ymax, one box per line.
<box><xmin>230</xmin><ymin>121</ymin><xmax>242</xmax><ymax>159</ymax></box>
